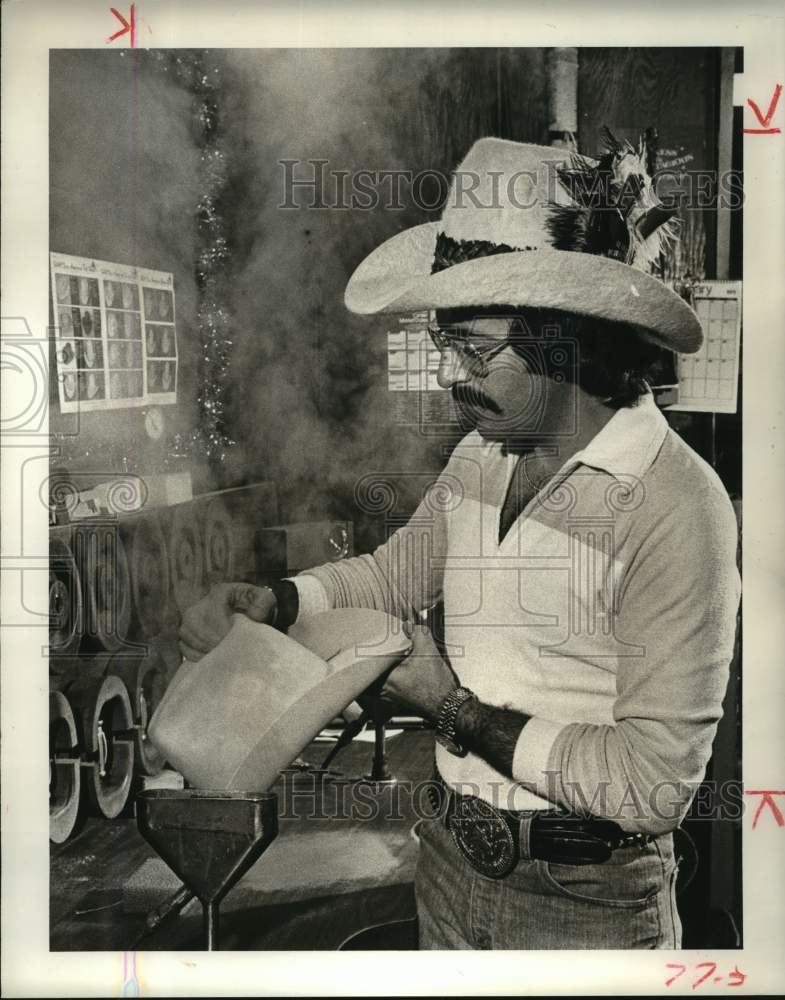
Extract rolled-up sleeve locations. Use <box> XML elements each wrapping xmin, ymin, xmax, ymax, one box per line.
<box><xmin>514</xmin><ymin>487</ymin><xmax>741</xmax><ymax>835</ymax></box>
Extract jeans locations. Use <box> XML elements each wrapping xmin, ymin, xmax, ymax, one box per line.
<box><xmin>414</xmin><ymin>816</ymin><xmax>682</xmax><ymax>949</ymax></box>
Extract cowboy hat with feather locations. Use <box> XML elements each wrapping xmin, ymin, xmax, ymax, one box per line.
<box><xmin>345</xmin><ymin>133</ymin><xmax>702</xmax><ymax>354</ymax></box>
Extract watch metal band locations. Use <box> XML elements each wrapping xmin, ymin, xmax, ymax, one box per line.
<box><xmin>435</xmin><ymin>686</ymin><xmax>476</xmax><ymax>757</ymax></box>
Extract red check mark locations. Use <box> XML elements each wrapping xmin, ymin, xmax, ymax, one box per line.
<box><xmin>744</xmin><ymin>83</ymin><xmax>782</xmax><ymax>134</ymax></box>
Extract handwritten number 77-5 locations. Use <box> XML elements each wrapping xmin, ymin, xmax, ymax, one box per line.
<box><xmin>665</xmin><ymin>963</ymin><xmax>747</xmax><ymax>988</ymax></box>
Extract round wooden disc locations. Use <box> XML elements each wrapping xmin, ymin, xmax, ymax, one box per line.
<box><xmin>107</xmin><ymin>652</ymin><xmax>167</xmax><ymax>776</ymax></box>
<box><xmin>49</xmin><ymin>534</ymin><xmax>84</xmax><ymax>664</ymax></box>
<box><xmin>49</xmin><ymin>691</ymin><xmax>82</xmax><ymax>843</ymax></box>
<box><xmin>70</xmin><ymin>674</ymin><xmax>135</xmax><ymax>819</ymax></box>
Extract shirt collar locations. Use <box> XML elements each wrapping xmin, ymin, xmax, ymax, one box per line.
<box><xmin>562</xmin><ymin>392</ymin><xmax>669</xmax><ymax>482</ymax></box>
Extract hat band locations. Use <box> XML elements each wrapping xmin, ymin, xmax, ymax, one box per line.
<box><xmin>431</xmin><ymin>231</ymin><xmax>530</xmax><ymax>275</ymax></box>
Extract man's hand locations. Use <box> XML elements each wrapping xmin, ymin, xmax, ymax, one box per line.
<box><xmin>178</xmin><ymin>582</ymin><xmax>277</xmax><ymax>661</ymax></box>
<box><xmin>378</xmin><ymin>624</ymin><xmax>458</xmax><ymax>722</ymax></box>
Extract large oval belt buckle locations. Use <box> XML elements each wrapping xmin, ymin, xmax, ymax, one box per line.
<box><xmin>447</xmin><ymin>794</ymin><xmax>517</xmax><ymax>879</ymax></box>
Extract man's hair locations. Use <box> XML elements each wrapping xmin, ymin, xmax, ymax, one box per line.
<box><xmin>517</xmin><ymin>308</ymin><xmax>672</xmax><ymax>409</ymax></box>
<box><xmin>436</xmin><ymin>305</ymin><xmax>671</xmax><ymax>409</ymax></box>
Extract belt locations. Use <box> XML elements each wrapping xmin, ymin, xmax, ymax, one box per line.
<box><xmin>428</xmin><ymin>772</ymin><xmax>653</xmax><ymax>879</ymax></box>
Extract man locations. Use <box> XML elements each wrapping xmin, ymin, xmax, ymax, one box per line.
<box><xmin>179</xmin><ymin>137</ymin><xmax>741</xmax><ymax>949</ymax></box>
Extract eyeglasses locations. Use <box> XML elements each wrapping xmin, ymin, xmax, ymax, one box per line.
<box><xmin>427</xmin><ymin>324</ymin><xmax>512</xmax><ymax>376</ymax></box>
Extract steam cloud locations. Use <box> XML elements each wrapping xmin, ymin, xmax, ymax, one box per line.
<box><xmin>52</xmin><ymin>49</ymin><xmax>502</xmax><ymax>544</ymax></box>
<box><xmin>218</xmin><ymin>50</ymin><xmax>458</xmax><ymax>537</ymax></box>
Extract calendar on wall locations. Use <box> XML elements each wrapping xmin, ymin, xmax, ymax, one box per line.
<box><xmin>386</xmin><ymin>311</ymin><xmax>456</xmax><ymax>426</ymax></box>
<box><xmin>50</xmin><ymin>252</ymin><xmax>178</xmax><ymax>413</ymax></box>
<box><xmin>671</xmin><ymin>280</ymin><xmax>742</xmax><ymax>414</ymax></box>
<box><xmin>387</xmin><ymin>311</ymin><xmax>440</xmax><ymax>392</ymax></box>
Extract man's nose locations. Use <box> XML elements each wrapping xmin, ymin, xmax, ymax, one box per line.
<box><xmin>436</xmin><ymin>346</ymin><xmax>473</xmax><ymax>388</ymax></box>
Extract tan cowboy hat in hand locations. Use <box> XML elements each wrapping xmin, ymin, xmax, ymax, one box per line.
<box><xmin>148</xmin><ymin>609</ymin><xmax>412</xmax><ymax>791</ymax></box>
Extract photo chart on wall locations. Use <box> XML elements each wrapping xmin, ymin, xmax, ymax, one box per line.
<box><xmin>50</xmin><ymin>252</ymin><xmax>178</xmax><ymax>413</ymax></box>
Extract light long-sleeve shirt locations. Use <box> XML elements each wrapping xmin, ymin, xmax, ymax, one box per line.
<box><xmin>291</xmin><ymin>394</ymin><xmax>741</xmax><ymax>834</ymax></box>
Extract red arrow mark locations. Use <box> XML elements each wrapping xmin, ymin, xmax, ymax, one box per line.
<box><xmin>745</xmin><ymin>789</ymin><xmax>785</xmax><ymax>828</ymax></box>
<box><xmin>744</xmin><ymin>83</ymin><xmax>782</xmax><ymax>134</ymax></box>
<box><xmin>107</xmin><ymin>5</ymin><xmax>136</xmax><ymax>47</ymax></box>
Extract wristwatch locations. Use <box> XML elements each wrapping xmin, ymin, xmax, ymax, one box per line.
<box><xmin>435</xmin><ymin>686</ymin><xmax>477</xmax><ymax>757</ymax></box>
<box><xmin>267</xmin><ymin>579</ymin><xmax>300</xmax><ymax>632</ymax></box>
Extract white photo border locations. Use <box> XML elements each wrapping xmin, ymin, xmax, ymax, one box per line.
<box><xmin>2</xmin><ymin>1</ymin><xmax>784</xmax><ymax>996</ymax></box>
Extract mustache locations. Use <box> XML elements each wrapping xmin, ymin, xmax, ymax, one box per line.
<box><xmin>452</xmin><ymin>381</ymin><xmax>502</xmax><ymax>414</ymax></box>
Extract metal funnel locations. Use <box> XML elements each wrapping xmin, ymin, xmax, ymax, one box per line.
<box><xmin>136</xmin><ymin>788</ymin><xmax>278</xmax><ymax>950</ymax></box>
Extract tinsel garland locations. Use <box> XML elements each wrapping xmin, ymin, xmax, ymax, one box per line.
<box><xmin>155</xmin><ymin>51</ymin><xmax>236</xmax><ymax>466</ymax></box>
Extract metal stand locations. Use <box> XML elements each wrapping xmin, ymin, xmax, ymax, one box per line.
<box><xmin>358</xmin><ymin>702</ymin><xmax>397</xmax><ymax>786</ymax></box>
<box><xmin>204</xmin><ymin>900</ymin><xmax>220</xmax><ymax>952</ymax></box>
